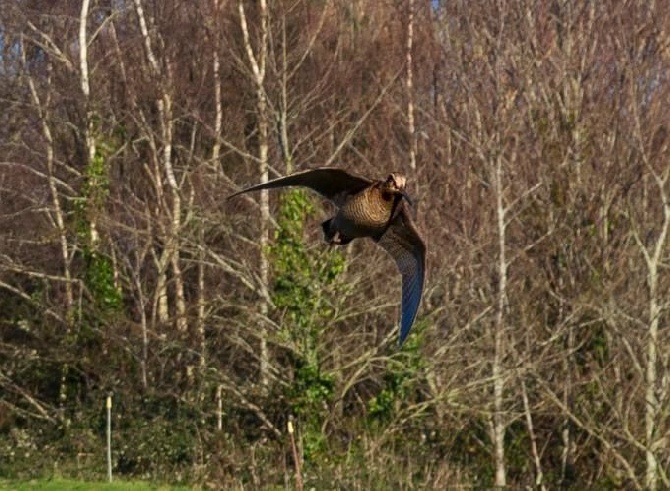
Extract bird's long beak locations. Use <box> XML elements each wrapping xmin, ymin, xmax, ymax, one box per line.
<box><xmin>399</xmin><ymin>190</ymin><xmax>413</xmax><ymax>207</ymax></box>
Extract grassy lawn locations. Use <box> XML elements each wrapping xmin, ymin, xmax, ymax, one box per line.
<box><xmin>0</xmin><ymin>478</ymin><xmax>193</xmax><ymax>491</ymax></box>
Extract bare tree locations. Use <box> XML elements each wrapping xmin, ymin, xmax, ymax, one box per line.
<box><xmin>137</xmin><ymin>0</ymin><xmax>183</xmax><ymax>330</ymax></box>
<box><xmin>238</xmin><ymin>0</ymin><xmax>271</xmax><ymax>387</ymax></box>
<box><xmin>405</xmin><ymin>0</ymin><xmax>417</xmax><ymax>173</ymax></box>
<box><xmin>78</xmin><ymin>0</ymin><xmax>99</xmax><ymax>248</ymax></box>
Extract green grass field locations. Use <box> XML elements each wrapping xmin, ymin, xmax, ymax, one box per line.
<box><xmin>0</xmin><ymin>478</ymin><xmax>192</xmax><ymax>491</ymax></box>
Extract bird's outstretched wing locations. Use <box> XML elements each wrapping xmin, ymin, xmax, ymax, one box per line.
<box><xmin>228</xmin><ymin>168</ymin><xmax>372</xmax><ymax>207</ymax></box>
<box><xmin>375</xmin><ymin>205</ymin><xmax>426</xmax><ymax>345</ymax></box>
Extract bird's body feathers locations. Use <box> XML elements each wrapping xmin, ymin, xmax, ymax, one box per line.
<box><xmin>229</xmin><ymin>168</ymin><xmax>425</xmax><ymax>345</ymax></box>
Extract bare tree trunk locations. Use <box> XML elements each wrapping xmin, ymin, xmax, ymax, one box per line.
<box><xmin>133</xmin><ymin>0</ymin><xmax>186</xmax><ymax>333</ymax></box>
<box><xmin>211</xmin><ymin>0</ymin><xmax>223</xmax><ymax>165</ymax></box>
<box><xmin>277</xmin><ymin>14</ymin><xmax>292</xmax><ymax>175</ymax></box>
<box><xmin>132</xmin><ymin>0</ymin><xmax>168</xmax><ymax>328</ymax></box>
<box><xmin>492</xmin><ymin>154</ymin><xmax>507</xmax><ymax>488</ymax></box>
<box><xmin>239</xmin><ymin>0</ymin><xmax>271</xmax><ymax>388</ymax></box>
<box><xmin>200</xmin><ymin>0</ymin><xmax>223</xmax><ymax>386</ymax></box>
<box><xmin>157</xmin><ymin>76</ymin><xmax>186</xmax><ymax>334</ymax></box>
<box><xmin>521</xmin><ymin>379</ymin><xmax>546</xmax><ymax>491</ymax></box>
<box><xmin>154</xmin><ymin>249</ymin><xmax>170</xmax><ymax>325</ymax></box>
<box><xmin>197</xmin><ymin>228</ymin><xmax>207</xmax><ymax>372</ymax></box>
<box><xmin>405</xmin><ymin>0</ymin><xmax>417</xmax><ymax>173</ymax></box>
<box><xmin>561</xmin><ymin>319</ymin><xmax>573</xmax><ymax>484</ymax></box>
<box><xmin>79</xmin><ymin>0</ymin><xmax>99</xmax><ymax>249</ymax></box>
<box><xmin>632</xmin><ymin>170</ymin><xmax>670</xmax><ymax>491</ymax></box>
<box><xmin>646</xmin><ymin>269</ymin><xmax>660</xmax><ymax>491</ymax></box>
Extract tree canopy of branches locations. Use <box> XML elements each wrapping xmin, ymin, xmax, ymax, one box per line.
<box><xmin>2</xmin><ymin>1</ymin><xmax>670</xmax><ymax>489</ymax></box>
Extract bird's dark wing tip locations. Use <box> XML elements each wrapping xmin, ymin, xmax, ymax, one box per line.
<box><xmin>398</xmin><ymin>311</ymin><xmax>417</xmax><ymax>346</ymax></box>
<box><xmin>398</xmin><ymin>328</ymin><xmax>410</xmax><ymax>346</ymax></box>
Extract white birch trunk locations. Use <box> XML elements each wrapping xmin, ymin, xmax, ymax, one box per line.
<box><xmin>405</xmin><ymin>0</ymin><xmax>417</xmax><ymax>173</ymax></box>
<box><xmin>492</xmin><ymin>154</ymin><xmax>507</xmax><ymax>488</ymax></box>
<box><xmin>79</xmin><ymin>0</ymin><xmax>99</xmax><ymax>248</ymax></box>
<box><xmin>239</xmin><ymin>0</ymin><xmax>271</xmax><ymax>388</ymax></box>
<box><xmin>641</xmin><ymin>173</ymin><xmax>669</xmax><ymax>490</ymax></box>
<box><xmin>133</xmin><ymin>0</ymin><xmax>186</xmax><ymax>333</ymax></box>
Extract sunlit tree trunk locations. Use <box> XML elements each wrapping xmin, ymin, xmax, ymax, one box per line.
<box><xmin>79</xmin><ymin>0</ymin><xmax>99</xmax><ymax>249</ymax></box>
<box><xmin>405</xmin><ymin>0</ymin><xmax>417</xmax><ymax>173</ymax></box>
<box><xmin>211</xmin><ymin>0</ymin><xmax>223</xmax><ymax>166</ymax></box>
<box><xmin>199</xmin><ymin>0</ymin><xmax>224</xmax><ymax>383</ymax></box>
<box><xmin>133</xmin><ymin>0</ymin><xmax>187</xmax><ymax>333</ymax></box>
<box><xmin>239</xmin><ymin>0</ymin><xmax>271</xmax><ymax>387</ymax></box>
<box><xmin>197</xmin><ymin>226</ymin><xmax>207</xmax><ymax>372</ymax></box>
<box><xmin>492</xmin><ymin>153</ymin><xmax>507</xmax><ymax>488</ymax></box>
<box><xmin>632</xmin><ymin>171</ymin><xmax>670</xmax><ymax>491</ymax></box>
<box><xmin>521</xmin><ymin>379</ymin><xmax>546</xmax><ymax>490</ymax></box>
<box><xmin>277</xmin><ymin>13</ymin><xmax>292</xmax><ymax>175</ymax></box>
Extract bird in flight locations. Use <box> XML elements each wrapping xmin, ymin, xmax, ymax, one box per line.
<box><xmin>229</xmin><ymin>168</ymin><xmax>425</xmax><ymax>345</ymax></box>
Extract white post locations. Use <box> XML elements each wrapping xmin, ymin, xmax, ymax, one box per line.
<box><xmin>106</xmin><ymin>394</ymin><xmax>112</xmax><ymax>482</ymax></box>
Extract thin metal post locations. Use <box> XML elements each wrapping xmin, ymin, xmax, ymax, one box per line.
<box><xmin>106</xmin><ymin>394</ymin><xmax>112</xmax><ymax>482</ymax></box>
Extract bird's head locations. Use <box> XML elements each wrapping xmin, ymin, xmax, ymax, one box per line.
<box><xmin>382</xmin><ymin>173</ymin><xmax>413</xmax><ymax>205</ymax></box>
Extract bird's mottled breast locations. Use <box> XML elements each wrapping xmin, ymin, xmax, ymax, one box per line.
<box><xmin>335</xmin><ymin>186</ymin><xmax>394</xmax><ymax>237</ymax></box>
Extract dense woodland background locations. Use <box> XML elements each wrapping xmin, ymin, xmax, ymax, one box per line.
<box><xmin>2</xmin><ymin>0</ymin><xmax>670</xmax><ymax>489</ymax></box>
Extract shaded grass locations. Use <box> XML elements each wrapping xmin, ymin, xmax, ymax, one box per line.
<box><xmin>0</xmin><ymin>478</ymin><xmax>192</xmax><ymax>491</ymax></box>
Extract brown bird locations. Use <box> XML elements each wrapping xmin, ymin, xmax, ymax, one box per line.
<box><xmin>229</xmin><ymin>168</ymin><xmax>425</xmax><ymax>345</ymax></box>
